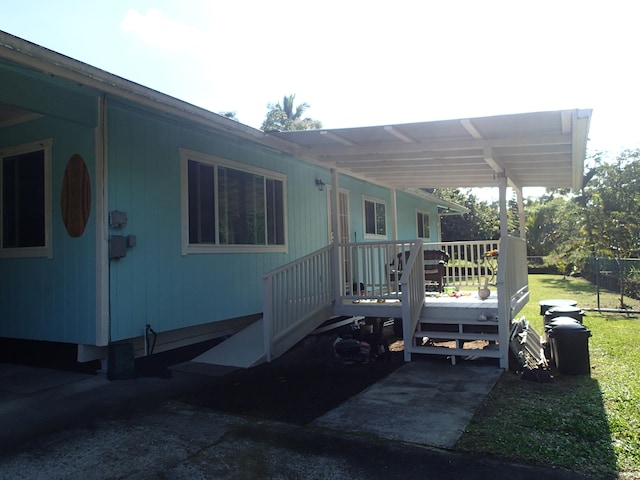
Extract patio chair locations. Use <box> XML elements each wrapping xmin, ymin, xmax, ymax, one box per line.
<box><xmin>392</xmin><ymin>249</ymin><xmax>449</xmax><ymax>293</ymax></box>
<box><xmin>423</xmin><ymin>249</ymin><xmax>449</xmax><ymax>293</ymax></box>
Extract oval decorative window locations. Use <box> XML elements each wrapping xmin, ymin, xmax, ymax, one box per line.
<box><xmin>61</xmin><ymin>154</ymin><xmax>91</xmax><ymax>237</ymax></box>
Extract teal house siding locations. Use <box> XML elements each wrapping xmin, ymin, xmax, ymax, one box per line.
<box><xmin>0</xmin><ymin>70</ymin><xmax>99</xmax><ymax>345</ymax></box>
<box><xmin>396</xmin><ymin>191</ymin><xmax>439</xmax><ymax>242</ymax></box>
<box><xmin>0</xmin><ymin>39</ymin><xmax>453</xmax><ymax>352</ymax></box>
<box><xmin>106</xmin><ymin>101</ymin><xmax>332</xmax><ymax>341</ymax></box>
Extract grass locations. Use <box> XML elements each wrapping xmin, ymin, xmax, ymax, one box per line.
<box><xmin>456</xmin><ymin>274</ymin><xmax>640</xmax><ymax>480</ymax></box>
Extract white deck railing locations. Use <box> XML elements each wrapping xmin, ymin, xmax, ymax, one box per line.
<box><xmin>337</xmin><ymin>240</ymin><xmax>417</xmax><ymax>301</ymax></box>
<box><xmin>263</xmin><ymin>245</ymin><xmax>333</xmax><ymax>361</ymax></box>
<box><xmin>425</xmin><ymin>240</ymin><xmax>500</xmax><ymax>288</ymax></box>
<box><xmin>262</xmin><ymin>237</ymin><xmax>525</xmax><ymax>365</ymax></box>
<box><xmin>334</xmin><ymin>239</ymin><xmax>501</xmax><ymax>301</ymax></box>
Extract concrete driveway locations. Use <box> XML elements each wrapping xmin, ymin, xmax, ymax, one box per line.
<box><xmin>0</xmin><ymin>358</ymin><xmax>597</xmax><ymax>479</ymax></box>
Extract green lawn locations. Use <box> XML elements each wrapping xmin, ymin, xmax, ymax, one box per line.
<box><xmin>456</xmin><ymin>274</ymin><xmax>640</xmax><ymax>480</ymax></box>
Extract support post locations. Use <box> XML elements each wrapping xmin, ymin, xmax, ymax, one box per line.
<box><xmin>331</xmin><ymin>168</ymin><xmax>341</xmax><ymax>303</ymax></box>
<box><xmin>514</xmin><ymin>184</ymin><xmax>526</xmax><ymax>239</ymax></box>
<box><xmin>95</xmin><ymin>95</ymin><xmax>109</xmax><ymax>347</ymax></box>
<box><xmin>390</xmin><ymin>187</ymin><xmax>398</xmax><ymax>241</ymax></box>
<box><xmin>497</xmin><ymin>173</ymin><xmax>510</xmax><ymax>369</ymax></box>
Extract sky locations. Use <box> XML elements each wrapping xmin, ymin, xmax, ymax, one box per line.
<box><xmin>2</xmin><ymin>0</ymin><xmax>639</xmax><ymax>197</ymax></box>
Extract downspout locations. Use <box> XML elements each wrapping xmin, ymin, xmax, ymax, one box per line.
<box><xmin>497</xmin><ymin>173</ymin><xmax>509</xmax><ymax>368</ymax></box>
<box><xmin>331</xmin><ymin>168</ymin><xmax>341</xmax><ymax>304</ymax></box>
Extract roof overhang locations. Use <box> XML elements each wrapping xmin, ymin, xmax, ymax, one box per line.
<box><xmin>402</xmin><ymin>188</ymin><xmax>469</xmax><ymax>215</ymax></box>
<box><xmin>0</xmin><ymin>30</ymin><xmax>591</xmax><ymax>195</ymax></box>
<box><xmin>268</xmin><ymin>109</ymin><xmax>592</xmax><ymax>193</ymax></box>
<box><xmin>0</xmin><ymin>31</ymin><xmax>294</xmax><ymax>152</ymax></box>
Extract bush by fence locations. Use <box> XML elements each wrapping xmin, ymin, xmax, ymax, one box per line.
<box><xmin>583</xmin><ymin>257</ymin><xmax>640</xmax><ymax>301</ymax></box>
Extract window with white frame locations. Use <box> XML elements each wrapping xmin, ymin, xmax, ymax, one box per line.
<box><xmin>363</xmin><ymin>197</ymin><xmax>386</xmax><ymax>237</ymax></box>
<box><xmin>182</xmin><ymin>149</ymin><xmax>286</xmax><ymax>252</ymax></box>
<box><xmin>1</xmin><ymin>140</ymin><xmax>52</xmax><ymax>258</ymax></box>
<box><xmin>417</xmin><ymin>211</ymin><xmax>430</xmax><ymax>239</ymax></box>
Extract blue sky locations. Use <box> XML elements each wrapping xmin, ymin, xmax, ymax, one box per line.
<box><xmin>2</xmin><ymin>0</ymin><xmax>638</xmax><ymax>161</ymax></box>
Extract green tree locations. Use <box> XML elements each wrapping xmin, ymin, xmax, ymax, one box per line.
<box><xmin>432</xmin><ymin>188</ymin><xmax>499</xmax><ymax>242</ymax></box>
<box><xmin>507</xmin><ymin>192</ymin><xmax>522</xmax><ymax>237</ymax></box>
<box><xmin>525</xmin><ymin>192</ymin><xmax>573</xmax><ymax>257</ymax></box>
<box><xmin>583</xmin><ymin>150</ymin><xmax>640</xmax><ymax>258</ymax></box>
<box><xmin>578</xmin><ymin>150</ymin><xmax>640</xmax><ymax>306</ymax></box>
<box><xmin>218</xmin><ymin>111</ymin><xmax>239</xmax><ymax>121</ymax></box>
<box><xmin>261</xmin><ymin>94</ymin><xmax>322</xmax><ymax>131</ymax></box>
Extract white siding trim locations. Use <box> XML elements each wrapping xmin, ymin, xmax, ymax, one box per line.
<box><xmin>94</xmin><ymin>96</ymin><xmax>109</xmax><ymax>346</ymax></box>
<box><xmin>0</xmin><ymin>138</ymin><xmax>53</xmax><ymax>259</ymax></box>
<box><xmin>179</xmin><ymin>148</ymin><xmax>288</xmax><ymax>255</ymax></box>
<box><xmin>362</xmin><ymin>195</ymin><xmax>388</xmax><ymax>240</ymax></box>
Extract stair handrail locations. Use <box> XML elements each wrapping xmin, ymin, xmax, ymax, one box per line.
<box><xmin>263</xmin><ymin>245</ymin><xmax>334</xmax><ymax>362</ymax></box>
<box><xmin>400</xmin><ymin>241</ymin><xmax>425</xmax><ymax>362</ymax></box>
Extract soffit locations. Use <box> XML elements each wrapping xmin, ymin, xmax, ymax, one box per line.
<box><xmin>268</xmin><ymin>109</ymin><xmax>592</xmax><ymax>192</ymax></box>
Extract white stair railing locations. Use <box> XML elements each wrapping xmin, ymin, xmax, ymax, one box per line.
<box><xmin>263</xmin><ymin>245</ymin><xmax>333</xmax><ymax>362</ymax></box>
<box><xmin>502</xmin><ymin>235</ymin><xmax>529</xmax><ymax>317</ymax></box>
<box><xmin>400</xmin><ymin>242</ymin><xmax>426</xmax><ymax>362</ymax></box>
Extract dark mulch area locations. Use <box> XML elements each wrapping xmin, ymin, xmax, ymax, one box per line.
<box><xmin>180</xmin><ymin>324</ymin><xmax>406</xmax><ymax>425</ymax></box>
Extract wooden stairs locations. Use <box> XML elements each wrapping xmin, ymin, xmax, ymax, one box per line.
<box><xmin>409</xmin><ymin>297</ymin><xmax>501</xmax><ymax>365</ymax></box>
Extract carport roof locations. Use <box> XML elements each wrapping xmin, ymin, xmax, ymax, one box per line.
<box><xmin>268</xmin><ymin>109</ymin><xmax>592</xmax><ymax>192</ymax></box>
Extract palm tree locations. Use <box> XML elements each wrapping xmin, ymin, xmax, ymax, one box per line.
<box><xmin>261</xmin><ymin>94</ymin><xmax>322</xmax><ymax>131</ymax></box>
<box><xmin>281</xmin><ymin>94</ymin><xmax>309</xmax><ymax>121</ymax></box>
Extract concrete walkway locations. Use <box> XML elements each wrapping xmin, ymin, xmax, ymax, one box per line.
<box><xmin>0</xmin><ymin>360</ymin><xmax>597</xmax><ymax>479</ymax></box>
<box><xmin>313</xmin><ymin>360</ymin><xmax>502</xmax><ymax>448</ymax></box>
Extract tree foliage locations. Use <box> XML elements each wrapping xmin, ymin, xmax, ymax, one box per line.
<box><xmin>524</xmin><ymin>192</ymin><xmax>575</xmax><ymax>257</ymax></box>
<box><xmin>523</xmin><ymin>150</ymin><xmax>640</xmax><ymax>301</ymax></box>
<box><xmin>581</xmin><ymin>150</ymin><xmax>640</xmax><ymax>258</ymax></box>
<box><xmin>218</xmin><ymin>111</ymin><xmax>239</xmax><ymax>121</ymax></box>
<box><xmin>261</xmin><ymin>94</ymin><xmax>322</xmax><ymax>131</ymax></box>
<box><xmin>431</xmin><ymin>188</ymin><xmax>499</xmax><ymax>241</ymax></box>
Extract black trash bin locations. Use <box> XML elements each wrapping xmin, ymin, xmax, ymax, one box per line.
<box><xmin>539</xmin><ymin>299</ymin><xmax>578</xmax><ymax>317</ymax></box>
<box><xmin>545</xmin><ymin>317</ymin><xmax>581</xmax><ymax>365</ymax></box>
<box><xmin>544</xmin><ymin>306</ymin><xmax>586</xmax><ymax>327</ymax></box>
<box><xmin>548</xmin><ymin>319</ymin><xmax>592</xmax><ymax>375</ymax></box>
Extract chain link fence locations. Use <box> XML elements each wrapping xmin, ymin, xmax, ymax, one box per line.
<box><xmin>583</xmin><ymin>257</ymin><xmax>640</xmax><ymax>307</ymax></box>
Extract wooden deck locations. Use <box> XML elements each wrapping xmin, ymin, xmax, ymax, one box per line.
<box><xmin>263</xmin><ymin>237</ymin><xmax>527</xmax><ymax>368</ymax></box>
<box><xmin>336</xmin><ymin>290</ymin><xmax>501</xmax><ymax>365</ymax></box>
<box><xmin>337</xmin><ymin>290</ymin><xmax>498</xmax><ymax>317</ymax></box>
